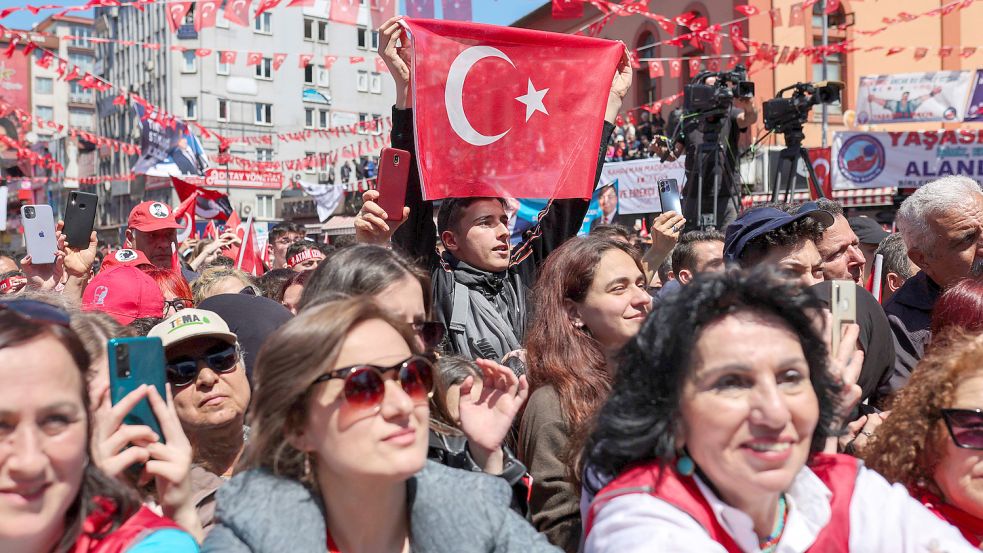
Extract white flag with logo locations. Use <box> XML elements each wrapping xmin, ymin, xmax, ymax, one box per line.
<box><xmin>299</xmin><ymin>180</ymin><xmax>345</xmax><ymax>222</ymax></box>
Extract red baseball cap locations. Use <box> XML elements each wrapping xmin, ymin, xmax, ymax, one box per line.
<box><xmin>81</xmin><ymin>265</ymin><xmax>165</xmax><ymax>325</ymax></box>
<box><xmin>102</xmin><ymin>248</ymin><xmax>154</xmax><ymax>270</ymax></box>
<box><xmin>128</xmin><ymin>201</ymin><xmax>183</xmax><ymax>233</ymax></box>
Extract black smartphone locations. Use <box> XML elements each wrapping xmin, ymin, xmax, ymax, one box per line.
<box><xmin>108</xmin><ymin>337</ymin><xmax>166</xmax><ymax>441</ymax></box>
<box><xmin>63</xmin><ymin>191</ymin><xmax>98</xmax><ymax>249</ymax></box>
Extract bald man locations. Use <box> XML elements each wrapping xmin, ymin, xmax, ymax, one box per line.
<box><xmin>0</xmin><ymin>255</ymin><xmax>18</xmax><ymax>274</ymax></box>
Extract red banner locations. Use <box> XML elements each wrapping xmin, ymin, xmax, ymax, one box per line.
<box><xmin>441</xmin><ymin>0</ymin><xmax>472</xmax><ymax>21</ymax></box>
<box><xmin>330</xmin><ymin>0</ymin><xmax>358</xmax><ymax>24</ymax></box>
<box><xmin>404</xmin><ymin>18</ymin><xmax>621</xmax><ymax>200</ymax></box>
<box><xmin>405</xmin><ymin>0</ymin><xmax>434</xmax><ymax>18</ymax></box>
<box><xmin>223</xmin><ymin>0</ymin><xmax>252</xmax><ymax>26</ymax></box>
<box><xmin>165</xmin><ymin>1</ymin><xmax>192</xmax><ymax>32</ymax></box>
<box><xmin>194</xmin><ymin>0</ymin><xmax>220</xmax><ymax>31</ymax></box>
<box><xmin>808</xmin><ymin>147</ymin><xmax>832</xmax><ymax>199</ymax></box>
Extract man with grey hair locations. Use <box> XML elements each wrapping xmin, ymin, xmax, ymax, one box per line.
<box><xmin>874</xmin><ymin>233</ymin><xmax>918</xmax><ymax>304</ymax></box>
<box><xmin>885</xmin><ymin>175</ymin><xmax>983</xmax><ymax>390</ymax></box>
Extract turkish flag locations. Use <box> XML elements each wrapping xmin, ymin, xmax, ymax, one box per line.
<box><xmin>349</xmin><ymin>56</ymin><xmax>365</xmax><ymax>64</ymax></box>
<box><xmin>288</xmin><ymin>0</ymin><xmax>315</xmax><ymax>6</ymax></box>
<box><xmin>886</xmin><ymin>47</ymin><xmax>905</xmax><ymax>56</ymax></box>
<box><xmin>707</xmin><ymin>58</ymin><xmax>721</xmax><ymax>72</ymax></box>
<box><xmin>194</xmin><ymin>0</ymin><xmax>220</xmax><ymax>31</ymax></box>
<box><xmin>370</xmin><ymin>0</ymin><xmax>397</xmax><ymax>28</ymax></box>
<box><xmin>236</xmin><ymin>217</ymin><xmax>265</xmax><ymax>276</ymax></box>
<box><xmin>172</xmin><ymin>177</ymin><xmax>234</xmax><ymax>220</ymax></box>
<box><xmin>825</xmin><ymin>0</ymin><xmax>840</xmax><ymax>15</ymax></box>
<box><xmin>404</xmin><ymin>18</ymin><xmax>621</xmax><ymax>200</ymax></box>
<box><xmin>204</xmin><ymin>220</ymin><xmax>219</xmax><ymax>240</ymax></box>
<box><xmin>330</xmin><ymin>0</ymin><xmax>358</xmax><ymax>24</ymax></box>
<box><xmin>647</xmin><ymin>60</ymin><xmax>663</xmax><ymax>78</ymax></box>
<box><xmin>734</xmin><ymin>4</ymin><xmax>759</xmax><ymax>16</ymax></box>
<box><xmin>914</xmin><ymin>47</ymin><xmax>928</xmax><ymax>60</ymax></box>
<box><xmin>246</xmin><ymin>52</ymin><xmax>263</xmax><ymax>65</ymax></box>
<box><xmin>442</xmin><ymin>0</ymin><xmax>472</xmax><ymax>21</ymax></box>
<box><xmin>255</xmin><ymin>0</ymin><xmax>281</xmax><ymax>18</ymax></box>
<box><xmin>273</xmin><ymin>53</ymin><xmax>288</xmax><ymax>70</ymax></box>
<box><xmin>173</xmin><ymin>191</ymin><xmax>197</xmax><ymax>245</ymax></box>
<box><xmin>552</xmin><ymin>0</ymin><xmax>583</xmax><ymax>19</ymax></box>
<box><xmin>324</xmin><ymin>55</ymin><xmax>339</xmax><ymax>69</ymax></box>
<box><xmin>688</xmin><ymin>57</ymin><xmax>701</xmax><ymax>77</ymax></box>
<box><xmin>789</xmin><ymin>3</ymin><xmax>804</xmax><ymax>26</ymax></box>
<box><xmin>220</xmin><ymin>50</ymin><xmax>237</xmax><ymax>64</ymax></box>
<box><xmin>298</xmin><ymin>54</ymin><xmax>314</xmax><ymax>68</ymax></box>
<box><xmin>224</xmin><ymin>0</ymin><xmax>251</xmax><ymax>26</ymax></box>
<box><xmin>770</xmin><ymin>8</ymin><xmax>783</xmax><ymax>26</ymax></box>
<box><xmin>166</xmin><ymin>1</ymin><xmax>192</xmax><ymax>32</ymax></box>
<box><xmin>669</xmin><ymin>58</ymin><xmax>682</xmax><ymax>77</ymax></box>
<box><xmin>405</xmin><ymin>0</ymin><xmax>434</xmax><ymax>18</ymax></box>
<box><xmin>729</xmin><ymin>23</ymin><xmax>747</xmax><ymax>52</ymax></box>
<box><xmin>807</xmin><ymin>147</ymin><xmax>832</xmax><ymax>199</ymax></box>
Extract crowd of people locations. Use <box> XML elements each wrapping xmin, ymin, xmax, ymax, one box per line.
<box><xmin>3</xmin><ymin>16</ymin><xmax>983</xmax><ymax>553</ymax></box>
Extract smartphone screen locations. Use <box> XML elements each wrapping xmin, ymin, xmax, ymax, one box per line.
<box><xmin>830</xmin><ymin>280</ymin><xmax>857</xmax><ymax>358</ymax></box>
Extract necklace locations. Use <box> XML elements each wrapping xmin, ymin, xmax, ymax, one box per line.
<box><xmin>758</xmin><ymin>494</ymin><xmax>788</xmax><ymax>553</ymax></box>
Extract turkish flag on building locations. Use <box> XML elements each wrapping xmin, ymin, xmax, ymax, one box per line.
<box><xmin>405</xmin><ymin>0</ymin><xmax>434</xmax><ymax>18</ymax></box>
<box><xmin>729</xmin><ymin>23</ymin><xmax>747</xmax><ymax>52</ymax></box>
<box><xmin>324</xmin><ymin>55</ymin><xmax>339</xmax><ymax>69</ymax></box>
<box><xmin>350</xmin><ymin>56</ymin><xmax>365</xmax><ymax>64</ymax></box>
<box><xmin>707</xmin><ymin>58</ymin><xmax>721</xmax><ymax>71</ymax></box>
<box><xmin>273</xmin><ymin>53</ymin><xmax>288</xmax><ymax>70</ymax></box>
<box><xmin>194</xmin><ymin>0</ymin><xmax>220</xmax><ymax>31</ymax></box>
<box><xmin>404</xmin><ymin>18</ymin><xmax>621</xmax><ymax>200</ymax></box>
<box><xmin>442</xmin><ymin>0</ymin><xmax>472</xmax><ymax>20</ymax></box>
<box><xmin>647</xmin><ymin>60</ymin><xmax>663</xmax><ymax>78</ymax></box>
<box><xmin>224</xmin><ymin>0</ymin><xmax>251</xmax><ymax>26</ymax></box>
<box><xmin>669</xmin><ymin>58</ymin><xmax>682</xmax><ymax>77</ymax></box>
<box><xmin>770</xmin><ymin>8</ymin><xmax>783</xmax><ymax>26</ymax></box>
<box><xmin>552</xmin><ymin>0</ymin><xmax>583</xmax><ymax>19</ymax></box>
<box><xmin>166</xmin><ymin>1</ymin><xmax>192</xmax><ymax>32</ymax></box>
<box><xmin>788</xmin><ymin>3</ymin><xmax>804</xmax><ymax>26</ymax></box>
<box><xmin>371</xmin><ymin>0</ymin><xmax>397</xmax><ymax>28</ymax></box>
<box><xmin>172</xmin><ymin>177</ymin><xmax>234</xmax><ymax>221</ymax></box>
<box><xmin>298</xmin><ymin>54</ymin><xmax>314</xmax><ymax>68</ymax></box>
<box><xmin>220</xmin><ymin>51</ymin><xmax>237</xmax><ymax>64</ymax></box>
<box><xmin>688</xmin><ymin>58</ymin><xmax>701</xmax><ymax>77</ymax></box>
<box><xmin>330</xmin><ymin>0</ymin><xmax>359</xmax><ymax>24</ymax></box>
<box><xmin>255</xmin><ymin>0</ymin><xmax>281</xmax><ymax>18</ymax></box>
<box><xmin>246</xmin><ymin>52</ymin><xmax>263</xmax><ymax>65</ymax></box>
<box><xmin>807</xmin><ymin>147</ymin><xmax>832</xmax><ymax>199</ymax></box>
<box><xmin>914</xmin><ymin>47</ymin><xmax>928</xmax><ymax>60</ymax></box>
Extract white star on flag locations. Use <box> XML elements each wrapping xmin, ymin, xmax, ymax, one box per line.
<box><xmin>515</xmin><ymin>79</ymin><xmax>549</xmax><ymax>122</ymax></box>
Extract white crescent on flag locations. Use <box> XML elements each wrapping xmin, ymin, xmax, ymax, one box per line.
<box><xmin>445</xmin><ymin>46</ymin><xmax>515</xmax><ymax>147</ymax></box>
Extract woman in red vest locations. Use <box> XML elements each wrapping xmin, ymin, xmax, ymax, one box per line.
<box><xmin>0</xmin><ymin>299</ymin><xmax>198</xmax><ymax>553</ymax></box>
<box><xmin>580</xmin><ymin>268</ymin><xmax>975</xmax><ymax>552</ymax></box>
<box><xmin>863</xmin><ymin>328</ymin><xmax>983</xmax><ymax>546</ymax></box>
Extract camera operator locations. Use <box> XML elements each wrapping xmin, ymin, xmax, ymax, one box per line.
<box><xmin>655</xmin><ymin>71</ymin><xmax>758</xmax><ymax>232</ymax></box>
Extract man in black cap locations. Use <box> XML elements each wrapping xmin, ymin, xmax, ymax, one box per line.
<box><xmin>723</xmin><ymin>202</ymin><xmax>834</xmax><ymax>286</ymax></box>
<box><xmin>849</xmin><ymin>216</ymin><xmax>889</xmax><ymax>284</ymax></box>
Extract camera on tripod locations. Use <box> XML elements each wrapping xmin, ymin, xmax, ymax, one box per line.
<box><xmin>762</xmin><ymin>81</ymin><xmax>844</xmax><ymax>133</ymax></box>
<box><xmin>683</xmin><ymin>68</ymin><xmax>755</xmax><ymax>113</ymax></box>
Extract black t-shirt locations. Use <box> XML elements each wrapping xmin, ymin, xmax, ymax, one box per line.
<box><xmin>669</xmin><ymin>107</ymin><xmax>745</xmax><ymax>197</ymax></box>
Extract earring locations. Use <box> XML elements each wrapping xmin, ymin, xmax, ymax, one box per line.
<box><xmin>675</xmin><ymin>453</ymin><xmax>695</xmax><ymax>477</ymax></box>
<box><xmin>574</xmin><ymin>322</ymin><xmax>584</xmax><ymax>329</ymax></box>
<box><xmin>303</xmin><ymin>452</ymin><xmax>312</xmax><ymax>479</ymax></box>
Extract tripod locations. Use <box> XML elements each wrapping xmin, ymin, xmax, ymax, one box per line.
<box><xmin>690</xmin><ymin>110</ymin><xmax>742</xmax><ymax>230</ymax></box>
<box><xmin>770</xmin><ymin>126</ymin><xmax>828</xmax><ymax>203</ymax></box>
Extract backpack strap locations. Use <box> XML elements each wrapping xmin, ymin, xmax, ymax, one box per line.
<box><xmin>448</xmin><ymin>281</ymin><xmax>471</xmax><ymax>354</ymax></box>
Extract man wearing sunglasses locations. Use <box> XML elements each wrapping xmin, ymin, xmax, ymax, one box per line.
<box><xmin>149</xmin><ymin>308</ymin><xmax>251</xmax><ymax>534</ymax></box>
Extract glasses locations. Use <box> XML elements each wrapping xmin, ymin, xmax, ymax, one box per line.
<box><xmin>412</xmin><ymin>321</ymin><xmax>445</xmax><ymax>350</ymax></box>
<box><xmin>942</xmin><ymin>408</ymin><xmax>983</xmax><ymax>449</ymax></box>
<box><xmin>164</xmin><ymin>298</ymin><xmax>192</xmax><ymax>312</ymax></box>
<box><xmin>0</xmin><ymin>299</ymin><xmax>71</xmax><ymax>327</ymax></box>
<box><xmin>313</xmin><ymin>355</ymin><xmax>434</xmax><ymax>411</ymax></box>
<box><xmin>166</xmin><ymin>343</ymin><xmax>240</xmax><ymax>387</ymax></box>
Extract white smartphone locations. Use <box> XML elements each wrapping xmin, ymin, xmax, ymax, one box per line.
<box><xmin>21</xmin><ymin>204</ymin><xmax>57</xmax><ymax>265</ymax></box>
<box><xmin>830</xmin><ymin>280</ymin><xmax>857</xmax><ymax>358</ymax></box>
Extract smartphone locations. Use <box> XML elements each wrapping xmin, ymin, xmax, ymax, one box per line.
<box><xmin>108</xmin><ymin>337</ymin><xmax>166</xmax><ymax>442</ymax></box>
<box><xmin>830</xmin><ymin>280</ymin><xmax>857</xmax><ymax>359</ymax></box>
<box><xmin>658</xmin><ymin>178</ymin><xmax>682</xmax><ymax>214</ymax></box>
<box><xmin>21</xmin><ymin>204</ymin><xmax>57</xmax><ymax>265</ymax></box>
<box><xmin>376</xmin><ymin>147</ymin><xmax>411</xmax><ymax>222</ymax></box>
<box><xmin>63</xmin><ymin>191</ymin><xmax>98</xmax><ymax>249</ymax></box>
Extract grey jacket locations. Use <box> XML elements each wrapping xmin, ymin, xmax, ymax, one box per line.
<box><xmin>202</xmin><ymin>460</ymin><xmax>560</xmax><ymax>553</ymax></box>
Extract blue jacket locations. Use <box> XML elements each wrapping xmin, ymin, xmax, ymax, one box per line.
<box><xmin>202</xmin><ymin>460</ymin><xmax>560</xmax><ymax>553</ymax></box>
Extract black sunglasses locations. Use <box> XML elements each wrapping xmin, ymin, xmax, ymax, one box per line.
<box><xmin>412</xmin><ymin>321</ymin><xmax>445</xmax><ymax>350</ymax></box>
<box><xmin>313</xmin><ymin>355</ymin><xmax>434</xmax><ymax>412</ymax></box>
<box><xmin>942</xmin><ymin>408</ymin><xmax>983</xmax><ymax>450</ymax></box>
<box><xmin>0</xmin><ymin>299</ymin><xmax>71</xmax><ymax>327</ymax></box>
<box><xmin>164</xmin><ymin>298</ymin><xmax>193</xmax><ymax>312</ymax></box>
<box><xmin>166</xmin><ymin>343</ymin><xmax>240</xmax><ymax>387</ymax></box>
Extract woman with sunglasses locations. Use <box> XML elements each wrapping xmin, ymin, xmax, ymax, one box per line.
<box><xmin>148</xmin><ymin>309</ymin><xmax>251</xmax><ymax>535</ymax></box>
<box><xmin>204</xmin><ymin>299</ymin><xmax>555</xmax><ymax>552</ymax></box>
<box><xmin>581</xmin><ymin>269</ymin><xmax>974</xmax><ymax>553</ymax></box>
<box><xmin>142</xmin><ymin>267</ymin><xmax>194</xmax><ymax>317</ymax></box>
<box><xmin>0</xmin><ymin>299</ymin><xmax>198</xmax><ymax>552</ymax></box>
<box><xmin>863</xmin><ymin>328</ymin><xmax>983</xmax><ymax>546</ymax></box>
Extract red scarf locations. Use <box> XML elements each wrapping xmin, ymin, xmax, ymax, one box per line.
<box><xmin>918</xmin><ymin>490</ymin><xmax>983</xmax><ymax>546</ymax></box>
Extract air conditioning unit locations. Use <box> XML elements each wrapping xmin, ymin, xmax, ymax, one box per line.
<box><xmin>240</xmin><ymin>200</ymin><xmax>255</xmax><ymax>216</ymax></box>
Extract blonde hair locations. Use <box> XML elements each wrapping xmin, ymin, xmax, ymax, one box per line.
<box><xmin>241</xmin><ymin>298</ymin><xmax>420</xmax><ymax>486</ymax></box>
<box><xmin>191</xmin><ymin>267</ymin><xmax>255</xmax><ymax>305</ymax></box>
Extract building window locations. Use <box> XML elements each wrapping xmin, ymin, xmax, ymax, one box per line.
<box><xmin>304</xmin><ymin>64</ymin><xmax>315</xmax><ymax>85</ymax></box>
<box><xmin>317</xmin><ymin>20</ymin><xmax>328</xmax><ymax>42</ymax></box>
<box><xmin>69</xmin><ymin>82</ymin><xmax>94</xmax><ymax>103</ymax></box>
<box><xmin>34</xmin><ymin>77</ymin><xmax>53</xmax><ymax>95</ymax></box>
<box><xmin>183</xmin><ymin>5</ymin><xmax>195</xmax><ymax>25</ymax></box>
<box><xmin>68</xmin><ymin>53</ymin><xmax>93</xmax><ymax>73</ymax></box>
<box><xmin>356</xmin><ymin>70</ymin><xmax>368</xmax><ymax>92</ymax></box>
<box><xmin>305</xmin><ymin>151</ymin><xmax>316</xmax><ymax>173</ymax></box>
<box><xmin>303</xmin><ymin>19</ymin><xmax>327</xmax><ymax>41</ymax></box>
<box><xmin>35</xmin><ymin>105</ymin><xmax>54</xmax><ymax>120</ymax></box>
<box><xmin>255</xmin><ymin>103</ymin><xmax>273</xmax><ymax>125</ymax></box>
<box><xmin>304</xmin><ymin>18</ymin><xmax>314</xmax><ymax>40</ymax></box>
<box><xmin>182</xmin><ymin>50</ymin><xmax>197</xmax><ymax>72</ymax></box>
<box><xmin>356</xmin><ymin>27</ymin><xmax>379</xmax><ymax>50</ymax></box>
<box><xmin>183</xmin><ymin>97</ymin><xmax>198</xmax><ymax>120</ymax></box>
<box><xmin>70</xmin><ymin>26</ymin><xmax>92</xmax><ymax>48</ymax></box>
<box><xmin>811</xmin><ymin>3</ymin><xmax>845</xmax><ymax>116</ymax></box>
<box><xmin>217</xmin><ymin>98</ymin><xmax>229</xmax><ymax>122</ymax></box>
<box><xmin>217</xmin><ymin>57</ymin><xmax>230</xmax><ymax>75</ymax></box>
<box><xmin>319</xmin><ymin>109</ymin><xmax>329</xmax><ymax>128</ymax></box>
<box><xmin>370</xmin><ymin>72</ymin><xmax>382</xmax><ymax>94</ymax></box>
<box><xmin>256</xmin><ymin>194</ymin><xmax>275</xmax><ymax>219</ymax></box>
<box><xmin>256</xmin><ymin>147</ymin><xmax>274</xmax><ymax>161</ymax></box>
<box><xmin>216</xmin><ymin>9</ymin><xmax>229</xmax><ymax>28</ymax></box>
<box><xmin>254</xmin><ymin>11</ymin><xmax>272</xmax><ymax>34</ymax></box>
<box><xmin>317</xmin><ymin>66</ymin><xmax>330</xmax><ymax>87</ymax></box>
<box><xmin>305</xmin><ymin>108</ymin><xmax>315</xmax><ymax>128</ymax></box>
<box><xmin>68</xmin><ymin>108</ymin><xmax>93</xmax><ymax>129</ymax></box>
<box><xmin>255</xmin><ymin>58</ymin><xmax>272</xmax><ymax>80</ymax></box>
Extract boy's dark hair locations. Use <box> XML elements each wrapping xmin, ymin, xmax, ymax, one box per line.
<box><xmin>739</xmin><ymin>218</ymin><xmax>825</xmax><ymax>267</ymax></box>
<box><xmin>657</xmin><ymin>257</ymin><xmax>673</xmax><ymax>283</ymax></box>
<box><xmin>589</xmin><ymin>223</ymin><xmax>632</xmax><ymax>242</ymax></box>
<box><xmin>269</xmin><ymin>222</ymin><xmax>304</xmax><ymax>242</ymax></box>
<box><xmin>436</xmin><ymin>197</ymin><xmax>508</xmax><ymax>236</ymax></box>
<box><xmin>671</xmin><ymin>229</ymin><xmax>725</xmax><ymax>274</ymax></box>
<box><xmin>285</xmin><ymin>240</ymin><xmax>320</xmax><ymax>260</ymax></box>
<box><xmin>257</xmin><ymin>268</ymin><xmax>296</xmax><ymax>300</ymax></box>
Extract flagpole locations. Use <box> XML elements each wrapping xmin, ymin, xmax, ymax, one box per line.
<box><xmin>821</xmin><ymin>0</ymin><xmax>829</xmax><ymax>149</ymax></box>
<box><xmin>236</xmin><ymin>213</ymin><xmax>253</xmax><ymax>270</ymax></box>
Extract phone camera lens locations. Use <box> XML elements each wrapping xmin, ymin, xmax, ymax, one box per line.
<box><xmin>393</xmin><ymin>155</ymin><xmax>400</xmax><ymax>166</ymax></box>
<box><xmin>24</xmin><ymin>207</ymin><xmax>35</xmax><ymax>219</ymax></box>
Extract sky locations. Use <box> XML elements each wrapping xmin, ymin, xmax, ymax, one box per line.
<box><xmin>0</xmin><ymin>0</ymin><xmax>544</xmax><ymax>30</ymax></box>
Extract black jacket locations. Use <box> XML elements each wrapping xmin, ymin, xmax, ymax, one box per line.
<box><xmin>883</xmin><ymin>271</ymin><xmax>940</xmax><ymax>393</ymax></box>
<box><xmin>390</xmin><ymin>107</ymin><xmax>615</xmax><ymax>360</ymax></box>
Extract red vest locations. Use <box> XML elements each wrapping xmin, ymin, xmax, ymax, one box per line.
<box><xmin>585</xmin><ymin>453</ymin><xmax>859</xmax><ymax>552</ymax></box>
<box><xmin>71</xmin><ymin>498</ymin><xmax>183</xmax><ymax>553</ymax></box>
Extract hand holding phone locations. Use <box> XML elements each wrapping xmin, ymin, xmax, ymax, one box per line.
<box><xmin>63</xmin><ymin>191</ymin><xmax>98</xmax><ymax>249</ymax></box>
<box><xmin>108</xmin><ymin>337</ymin><xmax>166</xmax><ymax>440</ymax></box>
<box><xmin>658</xmin><ymin>178</ymin><xmax>682</xmax><ymax>215</ymax></box>
<box><xmin>21</xmin><ymin>204</ymin><xmax>58</xmax><ymax>265</ymax></box>
<box><xmin>376</xmin><ymin>148</ymin><xmax>411</xmax><ymax>222</ymax></box>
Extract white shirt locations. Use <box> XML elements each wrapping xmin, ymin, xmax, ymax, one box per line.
<box><xmin>585</xmin><ymin>464</ymin><xmax>977</xmax><ymax>553</ymax></box>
